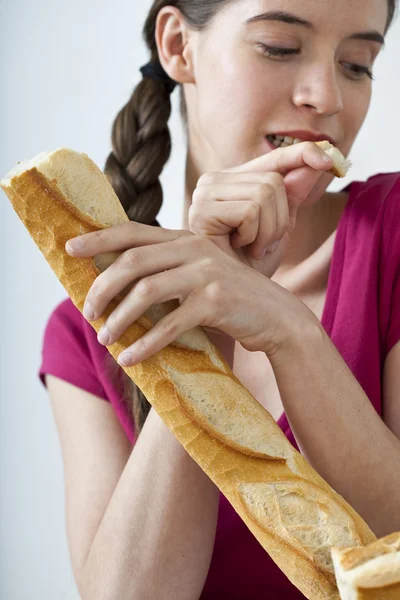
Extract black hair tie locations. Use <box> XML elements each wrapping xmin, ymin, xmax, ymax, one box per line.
<box><xmin>140</xmin><ymin>61</ymin><xmax>177</xmax><ymax>94</ymax></box>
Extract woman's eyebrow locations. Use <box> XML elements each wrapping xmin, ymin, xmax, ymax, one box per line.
<box><xmin>244</xmin><ymin>10</ymin><xmax>385</xmax><ymax>47</ymax></box>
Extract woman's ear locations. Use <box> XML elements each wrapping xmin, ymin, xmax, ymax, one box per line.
<box><xmin>155</xmin><ymin>7</ymin><xmax>196</xmax><ymax>85</ymax></box>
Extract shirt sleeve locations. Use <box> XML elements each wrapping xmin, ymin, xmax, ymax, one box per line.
<box><xmin>38</xmin><ymin>299</ymin><xmax>109</xmax><ymax>401</ymax></box>
<box><xmin>383</xmin><ymin>175</ymin><xmax>400</xmax><ymax>357</ymax></box>
<box><xmin>386</xmin><ymin>268</ymin><xmax>400</xmax><ymax>356</ymax></box>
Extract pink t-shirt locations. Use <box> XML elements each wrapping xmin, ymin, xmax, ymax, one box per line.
<box><xmin>38</xmin><ymin>172</ymin><xmax>400</xmax><ymax>598</ymax></box>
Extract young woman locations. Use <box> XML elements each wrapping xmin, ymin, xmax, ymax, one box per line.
<box><xmin>39</xmin><ymin>0</ymin><xmax>400</xmax><ymax>597</ymax></box>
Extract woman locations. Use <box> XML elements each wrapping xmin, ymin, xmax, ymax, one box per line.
<box><xmin>39</xmin><ymin>0</ymin><xmax>400</xmax><ymax>597</ymax></box>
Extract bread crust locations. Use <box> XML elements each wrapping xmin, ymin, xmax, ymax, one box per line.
<box><xmin>332</xmin><ymin>532</ymin><xmax>400</xmax><ymax>599</ymax></box>
<box><xmin>315</xmin><ymin>141</ymin><xmax>352</xmax><ymax>178</ymax></box>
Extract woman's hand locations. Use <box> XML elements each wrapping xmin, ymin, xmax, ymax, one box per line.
<box><xmin>188</xmin><ymin>141</ymin><xmax>334</xmax><ymax>277</ymax></box>
<box><xmin>65</xmin><ymin>223</ymin><xmax>315</xmax><ymax>366</ymax></box>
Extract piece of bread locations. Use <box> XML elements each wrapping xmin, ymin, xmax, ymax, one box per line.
<box><xmin>316</xmin><ymin>141</ymin><xmax>352</xmax><ymax>178</ymax></box>
<box><xmin>331</xmin><ymin>532</ymin><xmax>400</xmax><ymax>599</ymax></box>
<box><xmin>1</xmin><ymin>147</ymin><xmax>374</xmax><ymax>599</ymax></box>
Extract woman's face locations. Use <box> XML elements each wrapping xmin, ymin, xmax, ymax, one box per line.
<box><xmin>184</xmin><ymin>0</ymin><xmax>387</xmax><ymax>187</ymax></box>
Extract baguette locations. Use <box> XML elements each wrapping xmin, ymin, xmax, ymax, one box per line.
<box><xmin>331</xmin><ymin>532</ymin><xmax>400</xmax><ymax>599</ymax></box>
<box><xmin>1</xmin><ymin>144</ymin><xmax>372</xmax><ymax>599</ymax></box>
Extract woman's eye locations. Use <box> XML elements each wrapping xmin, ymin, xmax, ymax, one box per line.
<box><xmin>343</xmin><ymin>63</ymin><xmax>375</xmax><ymax>80</ymax></box>
<box><xmin>257</xmin><ymin>44</ymin><xmax>299</xmax><ymax>58</ymax></box>
<box><xmin>256</xmin><ymin>44</ymin><xmax>375</xmax><ymax>80</ymax></box>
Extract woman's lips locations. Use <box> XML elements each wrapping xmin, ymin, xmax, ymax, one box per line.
<box><xmin>265</xmin><ymin>136</ymin><xmax>278</xmax><ymax>152</ymax></box>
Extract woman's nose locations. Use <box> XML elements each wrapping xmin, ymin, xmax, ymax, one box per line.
<box><xmin>292</xmin><ymin>62</ymin><xmax>344</xmax><ymax>116</ymax></box>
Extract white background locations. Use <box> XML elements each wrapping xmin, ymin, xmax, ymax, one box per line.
<box><xmin>1</xmin><ymin>1</ymin><xmax>399</xmax><ymax>597</ymax></box>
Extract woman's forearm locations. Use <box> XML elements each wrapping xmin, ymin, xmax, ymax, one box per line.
<box><xmin>80</xmin><ymin>406</ymin><xmax>220</xmax><ymax>600</ymax></box>
<box><xmin>268</xmin><ymin>322</ymin><xmax>400</xmax><ymax>538</ymax></box>
<box><xmin>78</xmin><ymin>332</ymin><xmax>235</xmax><ymax>600</ymax></box>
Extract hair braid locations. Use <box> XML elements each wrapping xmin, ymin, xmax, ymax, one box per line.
<box><xmin>104</xmin><ymin>78</ymin><xmax>172</xmax><ymax>225</ymax></box>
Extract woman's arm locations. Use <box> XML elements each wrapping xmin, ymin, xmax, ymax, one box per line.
<box><xmin>48</xmin><ymin>373</ymin><xmax>222</xmax><ymax>600</ymax></box>
<box><xmin>82</xmin><ymin>407</ymin><xmax>219</xmax><ymax>600</ymax></box>
<box><xmin>267</xmin><ymin>322</ymin><xmax>400</xmax><ymax>539</ymax></box>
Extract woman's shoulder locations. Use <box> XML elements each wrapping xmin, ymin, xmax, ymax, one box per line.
<box><xmin>46</xmin><ymin>296</ymin><xmax>83</xmax><ymax>327</ymax></box>
<box><xmin>39</xmin><ymin>296</ymin><xmax>111</xmax><ymax>402</ymax></box>
<box><xmin>345</xmin><ymin>171</ymin><xmax>400</xmax><ymax>276</ymax></box>
<box><xmin>42</xmin><ymin>297</ymin><xmax>95</xmax><ymax>347</ymax></box>
<box><xmin>349</xmin><ymin>170</ymin><xmax>400</xmax><ymax>205</ymax></box>
<box><xmin>342</xmin><ymin>171</ymin><xmax>400</xmax><ymax>229</ymax></box>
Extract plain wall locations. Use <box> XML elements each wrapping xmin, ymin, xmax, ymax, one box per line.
<box><xmin>1</xmin><ymin>1</ymin><xmax>399</xmax><ymax>597</ymax></box>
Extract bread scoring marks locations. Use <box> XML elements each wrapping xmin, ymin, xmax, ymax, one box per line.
<box><xmin>141</xmin><ymin>302</ymin><xmax>230</xmax><ymax>374</ymax></box>
<box><xmin>237</xmin><ymin>480</ymin><xmax>362</xmax><ymax>574</ymax></box>
<box><xmin>162</xmin><ymin>366</ymin><xmax>298</xmax><ymax>469</ymax></box>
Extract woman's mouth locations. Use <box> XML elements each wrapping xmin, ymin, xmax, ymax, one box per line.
<box><xmin>266</xmin><ymin>134</ymin><xmax>304</xmax><ymax>149</ymax></box>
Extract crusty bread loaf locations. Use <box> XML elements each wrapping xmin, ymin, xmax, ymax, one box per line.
<box><xmin>1</xmin><ymin>145</ymin><xmax>374</xmax><ymax>599</ymax></box>
<box><xmin>331</xmin><ymin>532</ymin><xmax>400</xmax><ymax>599</ymax></box>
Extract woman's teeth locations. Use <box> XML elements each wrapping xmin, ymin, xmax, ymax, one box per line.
<box><xmin>267</xmin><ymin>134</ymin><xmax>303</xmax><ymax>148</ymax></box>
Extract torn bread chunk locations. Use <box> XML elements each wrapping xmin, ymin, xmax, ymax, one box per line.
<box><xmin>316</xmin><ymin>141</ymin><xmax>352</xmax><ymax>178</ymax></box>
<box><xmin>331</xmin><ymin>531</ymin><xmax>400</xmax><ymax>599</ymax></box>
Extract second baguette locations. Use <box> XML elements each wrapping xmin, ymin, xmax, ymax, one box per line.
<box><xmin>331</xmin><ymin>532</ymin><xmax>400</xmax><ymax>599</ymax></box>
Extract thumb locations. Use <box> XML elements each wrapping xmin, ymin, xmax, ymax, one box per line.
<box><xmin>283</xmin><ymin>165</ymin><xmax>325</xmax><ymax>210</ymax></box>
<box><xmin>200</xmin><ymin>230</ymin><xmax>239</xmax><ymax>260</ymax></box>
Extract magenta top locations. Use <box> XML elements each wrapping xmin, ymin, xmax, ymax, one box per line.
<box><xmin>38</xmin><ymin>172</ymin><xmax>400</xmax><ymax>598</ymax></box>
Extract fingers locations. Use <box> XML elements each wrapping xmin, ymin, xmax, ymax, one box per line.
<box><xmin>65</xmin><ymin>221</ymin><xmax>188</xmax><ymax>256</ymax></box>
<box><xmin>81</xmin><ymin>239</ymin><xmax>191</xmax><ymax>321</ymax></box>
<box><xmin>117</xmin><ymin>292</ymin><xmax>208</xmax><ymax>366</ymax></box>
<box><xmin>190</xmin><ymin>197</ymin><xmax>260</xmax><ymax>241</ymax></box>
<box><xmin>72</xmin><ymin>232</ymin><xmax>223</xmax><ymax>367</ymax></box>
<box><xmin>253</xmin><ymin>173</ymin><xmax>288</xmax><ymax>257</ymax></box>
<box><xmin>97</xmin><ymin>264</ymin><xmax>198</xmax><ymax>354</ymax></box>
<box><xmin>227</xmin><ymin>141</ymin><xmax>333</xmax><ymax>213</ymax></box>
<box><xmin>191</xmin><ymin>143</ymin><xmax>333</xmax><ymax>259</ymax></box>
<box><xmin>197</xmin><ymin>170</ymin><xmax>285</xmax><ymax>186</ymax></box>
<box><xmin>212</xmin><ymin>142</ymin><xmax>331</xmax><ymax>209</ymax></box>
<box><xmin>224</xmin><ymin>141</ymin><xmax>334</xmax><ymax>176</ymax></box>
<box><xmin>190</xmin><ymin>174</ymin><xmax>290</xmax><ymax>259</ymax></box>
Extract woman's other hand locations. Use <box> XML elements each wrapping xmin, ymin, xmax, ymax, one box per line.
<box><xmin>188</xmin><ymin>141</ymin><xmax>334</xmax><ymax>277</ymax></box>
<box><xmin>65</xmin><ymin>223</ymin><xmax>315</xmax><ymax>365</ymax></box>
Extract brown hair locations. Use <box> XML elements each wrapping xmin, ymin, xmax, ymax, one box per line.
<box><xmin>103</xmin><ymin>0</ymin><xmax>398</xmax><ymax>439</ymax></box>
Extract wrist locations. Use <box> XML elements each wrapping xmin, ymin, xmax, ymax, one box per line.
<box><xmin>264</xmin><ymin>311</ymin><xmax>324</xmax><ymax>365</ymax></box>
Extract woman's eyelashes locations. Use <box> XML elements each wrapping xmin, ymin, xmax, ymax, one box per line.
<box><xmin>257</xmin><ymin>44</ymin><xmax>300</xmax><ymax>58</ymax></box>
<box><xmin>256</xmin><ymin>44</ymin><xmax>375</xmax><ymax>80</ymax></box>
<box><xmin>343</xmin><ymin>63</ymin><xmax>375</xmax><ymax>80</ymax></box>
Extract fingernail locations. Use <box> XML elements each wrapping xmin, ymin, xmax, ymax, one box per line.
<box><xmin>118</xmin><ymin>352</ymin><xmax>133</xmax><ymax>366</ymax></box>
<box><xmin>83</xmin><ymin>302</ymin><xmax>95</xmax><ymax>320</ymax></box>
<box><xmin>98</xmin><ymin>326</ymin><xmax>110</xmax><ymax>345</ymax></box>
<box><xmin>258</xmin><ymin>240</ymin><xmax>280</xmax><ymax>259</ymax></box>
<box><xmin>321</xmin><ymin>153</ymin><xmax>333</xmax><ymax>164</ymax></box>
<box><xmin>66</xmin><ymin>238</ymin><xmax>84</xmax><ymax>252</ymax></box>
<box><xmin>265</xmin><ymin>240</ymin><xmax>281</xmax><ymax>255</ymax></box>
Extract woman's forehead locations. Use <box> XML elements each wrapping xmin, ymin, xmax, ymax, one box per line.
<box><xmin>216</xmin><ymin>0</ymin><xmax>388</xmax><ymax>36</ymax></box>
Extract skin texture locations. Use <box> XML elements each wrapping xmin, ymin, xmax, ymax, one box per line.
<box><xmin>64</xmin><ymin>0</ymin><xmax>400</xmax><ymax>541</ymax></box>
